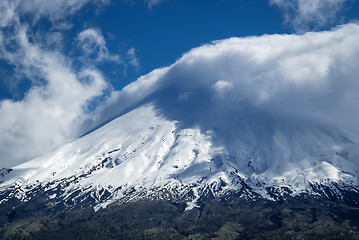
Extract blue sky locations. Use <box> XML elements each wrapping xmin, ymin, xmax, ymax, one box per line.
<box><xmin>97</xmin><ymin>0</ymin><xmax>285</xmax><ymax>85</ymax></box>
<box><xmin>0</xmin><ymin>0</ymin><xmax>359</xmax><ymax>167</ymax></box>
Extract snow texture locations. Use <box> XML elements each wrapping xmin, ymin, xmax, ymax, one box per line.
<box><xmin>1</xmin><ymin>104</ymin><xmax>358</xmax><ymax>210</ymax></box>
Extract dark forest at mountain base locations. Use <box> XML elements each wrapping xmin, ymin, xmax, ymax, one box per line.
<box><xmin>1</xmin><ymin>196</ymin><xmax>359</xmax><ymax>240</ymax></box>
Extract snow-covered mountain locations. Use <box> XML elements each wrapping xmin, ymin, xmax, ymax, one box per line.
<box><xmin>1</xmin><ymin>103</ymin><xmax>359</xmax><ymax>212</ymax></box>
<box><xmin>2</xmin><ymin>25</ymin><xmax>359</xmax><ymax>212</ymax></box>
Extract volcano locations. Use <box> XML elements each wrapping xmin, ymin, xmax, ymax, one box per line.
<box><xmin>1</xmin><ymin>25</ymin><xmax>359</xmax><ymax>239</ymax></box>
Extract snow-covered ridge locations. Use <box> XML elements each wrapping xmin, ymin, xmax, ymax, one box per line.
<box><xmin>1</xmin><ymin>104</ymin><xmax>359</xmax><ymax>210</ymax></box>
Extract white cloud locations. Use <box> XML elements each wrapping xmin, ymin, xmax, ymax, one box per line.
<box><xmin>145</xmin><ymin>0</ymin><xmax>165</xmax><ymax>8</ymax></box>
<box><xmin>127</xmin><ymin>47</ymin><xmax>139</xmax><ymax>70</ymax></box>
<box><xmin>77</xmin><ymin>28</ymin><xmax>120</xmax><ymax>63</ymax></box>
<box><xmin>213</xmin><ymin>80</ymin><xmax>232</xmax><ymax>91</ymax></box>
<box><xmin>270</xmin><ymin>0</ymin><xmax>352</xmax><ymax>32</ymax></box>
<box><xmin>0</xmin><ymin>0</ymin><xmax>112</xmax><ymax>167</ymax></box>
<box><xmin>99</xmin><ymin>24</ymin><xmax>359</xmax><ymax>140</ymax></box>
<box><xmin>0</xmin><ymin>27</ymin><xmax>108</xmax><ymax>167</ymax></box>
<box><xmin>0</xmin><ymin>0</ymin><xmax>109</xmax><ymax>27</ymax></box>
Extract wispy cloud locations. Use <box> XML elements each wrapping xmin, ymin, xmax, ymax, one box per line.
<box><xmin>127</xmin><ymin>47</ymin><xmax>139</xmax><ymax>71</ymax></box>
<box><xmin>77</xmin><ymin>28</ymin><xmax>120</xmax><ymax>63</ymax></box>
<box><xmin>145</xmin><ymin>0</ymin><xmax>165</xmax><ymax>8</ymax></box>
<box><xmin>270</xmin><ymin>0</ymin><xmax>352</xmax><ymax>32</ymax></box>
<box><xmin>0</xmin><ymin>0</ymin><xmax>109</xmax><ymax>26</ymax></box>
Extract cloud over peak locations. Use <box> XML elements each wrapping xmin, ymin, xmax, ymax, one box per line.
<box><xmin>102</xmin><ymin>24</ymin><xmax>359</xmax><ymax>138</ymax></box>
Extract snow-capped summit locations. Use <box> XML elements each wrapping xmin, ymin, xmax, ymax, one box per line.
<box><xmin>1</xmin><ymin>102</ymin><xmax>358</xmax><ymax>211</ymax></box>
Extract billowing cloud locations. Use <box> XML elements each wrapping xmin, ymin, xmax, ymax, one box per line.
<box><xmin>270</xmin><ymin>0</ymin><xmax>352</xmax><ymax>32</ymax></box>
<box><xmin>0</xmin><ymin>30</ymin><xmax>109</xmax><ymax>167</ymax></box>
<box><xmin>0</xmin><ymin>55</ymin><xmax>108</xmax><ymax>167</ymax></box>
<box><xmin>98</xmin><ymin>24</ymin><xmax>359</xmax><ymax>142</ymax></box>
<box><xmin>0</xmin><ymin>0</ymin><xmax>112</xmax><ymax>167</ymax></box>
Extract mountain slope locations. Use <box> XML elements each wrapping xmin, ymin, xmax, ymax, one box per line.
<box><xmin>1</xmin><ymin>103</ymin><xmax>359</xmax><ymax>213</ymax></box>
<box><xmin>1</xmin><ymin>25</ymin><xmax>359</xmax><ymax>228</ymax></box>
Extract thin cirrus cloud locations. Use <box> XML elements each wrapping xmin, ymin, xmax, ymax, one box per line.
<box><xmin>127</xmin><ymin>47</ymin><xmax>140</xmax><ymax>71</ymax></box>
<box><xmin>270</xmin><ymin>0</ymin><xmax>353</xmax><ymax>32</ymax></box>
<box><xmin>77</xmin><ymin>28</ymin><xmax>120</xmax><ymax>63</ymax></box>
<box><xmin>145</xmin><ymin>0</ymin><xmax>165</xmax><ymax>8</ymax></box>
